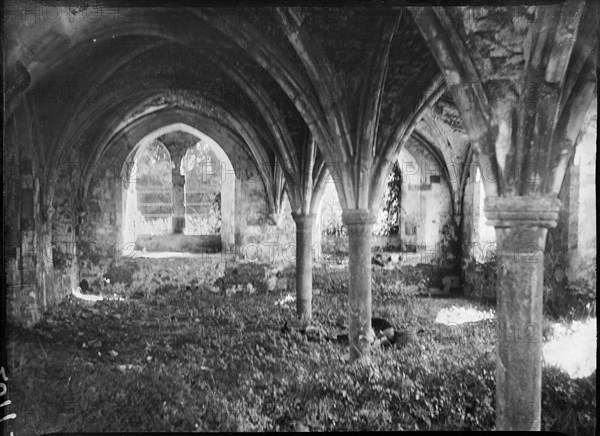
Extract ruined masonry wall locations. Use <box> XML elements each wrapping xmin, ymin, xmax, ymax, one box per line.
<box><xmin>79</xmin><ymin>153</ymin><xmax>296</xmax><ymax>281</ymax></box>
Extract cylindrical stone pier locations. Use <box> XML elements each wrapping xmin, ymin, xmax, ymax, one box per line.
<box><xmin>484</xmin><ymin>195</ymin><xmax>560</xmax><ymax>431</ymax></box>
<box><xmin>293</xmin><ymin>213</ymin><xmax>315</xmax><ymax>321</ymax></box>
<box><xmin>171</xmin><ymin>161</ymin><xmax>186</xmax><ymax>234</ymax></box>
<box><xmin>342</xmin><ymin>209</ymin><xmax>377</xmax><ymax>359</ymax></box>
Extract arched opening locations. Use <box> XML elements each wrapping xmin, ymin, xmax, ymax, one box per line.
<box><xmin>315</xmin><ymin>143</ymin><xmax>455</xmax><ymax>260</ymax></box>
<box><xmin>181</xmin><ymin>141</ymin><xmax>222</xmax><ymax>236</ymax></box>
<box><xmin>123</xmin><ymin>139</ymin><xmax>173</xmax><ymax>240</ymax></box>
<box><xmin>121</xmin><ymin>123</ymin><xmax>235</xmax><ymax>255</ymax></box>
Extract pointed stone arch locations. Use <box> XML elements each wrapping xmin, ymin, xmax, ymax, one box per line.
<box><xmin>119</xmin><ymin>122</ymin><xmax>236</xmax><ymax>255</ymax></box>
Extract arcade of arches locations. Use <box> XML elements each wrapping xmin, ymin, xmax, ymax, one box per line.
<box><xmin>3</xmin><ymin>3</ymin><xmax>597</xmax><ymax>431</ymax></box>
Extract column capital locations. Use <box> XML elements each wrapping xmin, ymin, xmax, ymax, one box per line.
<box><xmin>484</xmin><ymin>195</ymin><xmax>561</xmax><ymax>228</ymax></box>
<box><xmin>292</xmin><ymin>213</ymin><xmax>315</xmax><ymax>234</ymax></box>
<box><xmin>291</xmin><ymin>212</ymin><xmax>315</xmax><ymax>225</ymax></box>
<box><xmin>341</xmin><ymin>209</ymin><xmax>377</xmax><ymax>226</ymax></box>
<box><xmin>169</xmin><ymin>148</ymin><xmax>186</xmax><ymax>166</ymax></box>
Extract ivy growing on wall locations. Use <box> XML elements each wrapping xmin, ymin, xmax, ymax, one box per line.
<box><xmin>375</xmin><ymin>162</ymin><xmax>402</xmax><ymax>236</ymax></box>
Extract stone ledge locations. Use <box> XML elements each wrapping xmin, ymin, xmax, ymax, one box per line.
<box><xmin>135</xmin><ymin>234</ymin><xmax>222</xmax><ymax>253</ymax></box>
<box><xmin>341</xmin><ymin>209</ymin><xmax>377</xmax><ymax>226</ymax></box>
<box><xmin>484</xmin><ymin>195</ymin><xmax>561</xmax><ymax>228</ymax></box>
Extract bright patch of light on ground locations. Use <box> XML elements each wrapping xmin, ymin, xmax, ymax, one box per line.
<box><xmin>72</xmin><ymin>287</ymin><xmax>103</xmax><ymax>302</ymax></box>
<box><xmin>72</xmin><ymin>288</ymin><xmax>125</xmax><ymax>302</ymax></box>
<box><xmin>275</xmin><ymin>293</ymin><xmax>295</xmax><ymax>307</ymax></box>
<box><xmin>543</xmin><ymin>318</ymin><xmax>596</xmax><ymax>379</ymax></box>
<box><xmin>434</xmin><ymin>305</ymin><xmax>495</xmax><ymax>325</ymax></box>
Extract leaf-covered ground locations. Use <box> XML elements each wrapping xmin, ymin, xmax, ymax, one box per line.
<box><xmin>3</xmin><ymin>261</ymin><xmax>596</xmax><ymax>433</ymax></box>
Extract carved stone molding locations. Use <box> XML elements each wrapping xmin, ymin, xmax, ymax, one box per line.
<box><xmin>484</xmin><ymin>195</ymin><xmax>561</xmax><ymax>228</ymax></box>
<box><xmin>341</xmin><ymin>209</ymin><xmax>377</xmax><ymax>228</ymax></box>
<box><xmin>292</xmin><ymin>213</ymin><xmax>315</xmax><ymax>232</ymax></box>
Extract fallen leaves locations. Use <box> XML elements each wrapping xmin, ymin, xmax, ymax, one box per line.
<box><xmin>5</xmin><ymin>260</ymin><xmax>595</xmax><ymax>433</ymax></box>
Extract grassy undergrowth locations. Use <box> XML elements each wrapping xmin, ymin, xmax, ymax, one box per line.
<box><xmin>4</xmin><ymin>262</ymin><xmax>595</xmax><ymax>433</ymax></box>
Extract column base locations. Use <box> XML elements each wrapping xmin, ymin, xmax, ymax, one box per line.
<box><xmin>172</xmin><ymin>216</ymin><xmax>185</xmax><ymax>234</ymax></box>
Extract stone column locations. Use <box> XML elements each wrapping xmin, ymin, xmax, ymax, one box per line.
<box><xmin>38</xmin><ymin>204</ymin><xmax>55</xmax><ymax>310</ymax></box>
<box><xmin>234</xmin><ymin>178</ymin><xmax>244</xmax><ymax>247</ymax></box>
<box><xmin>171</xmin><ymin>153</ymin><xmax>185</xmax><ymax>234</ymax></box>
<box><xmin>484</xmin><ymin>196</ymin><xmax>560</xmax><ymax>431</ymax></box>
<box><xmin>292</xmin><ymin>213</ymin><xmax>315</xmax><ymax>321</ymax></box>
<box><xmin>342</xmin><ymin>209</ymin><xmax>377</xmax><ymax>359</ymax></box>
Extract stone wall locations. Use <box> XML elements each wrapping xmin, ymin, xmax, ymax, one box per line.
<box><xmin>236</xmin><ymin>181</ymin><xmax>296</xmax><ymax>264</ymax></box>
<box><xmin>50</xmin><ymin>158</ymin><xmax>81</xmax><ymax>301</ymax></box>
<box><xmin>79</xmin><ymin>158</ymin><xmax>122</xmax><ymax>284</ymax></box>
<box><xmin>5</xmin><ymin>149</ymin><xmax>77</xmax><ymax>325</ymax></box>
<box><xmin>545</xmin><ymin>118</ymin><xmax>597</xmax><ymax>287</ymax></box>
<box><xmin>399</xmin><ymin>143</ymin><xmax>455</xmax><ymax>258</ymax></box>
<box><xmin>78</xmin><ymin>152</ymin><xmax>296</xmax><ymax>281</ymax></box>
